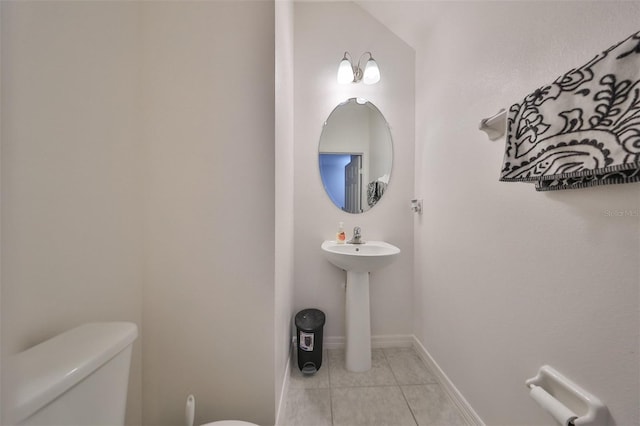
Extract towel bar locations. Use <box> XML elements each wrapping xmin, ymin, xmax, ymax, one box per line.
<box><xmin>479</xmin><ymin>108</ymin><xmax>507</xmax><ymax>140</ymax></box>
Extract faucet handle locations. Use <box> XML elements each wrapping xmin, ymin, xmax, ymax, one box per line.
<box><xmin>348</xmin><ymin>226</ymin><xmax>363</xmax><ymax>244</ymax></box>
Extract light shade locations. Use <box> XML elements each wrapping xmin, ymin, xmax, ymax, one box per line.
<box><xmin>363</xmin><ymin>58</ymin><xmax>380</xmax><ymax>85</ymax></box>
<box><xmin>337</xmin><ymin>51</ymin><xmax>380</xmax><ymax>85</ymax></box>
<box><xmin>337</xmin><ymin>58</ymin><xmax>354</xmax><ymax>84</ymax></box>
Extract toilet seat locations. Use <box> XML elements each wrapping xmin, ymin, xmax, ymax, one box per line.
<box><xmin>186</xmin><ymin>394</ymin><xmax>258</xmax><ymax>426</ymax></box>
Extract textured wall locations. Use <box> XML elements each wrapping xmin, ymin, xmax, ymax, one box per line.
<box><xmin>361</xmin><ymin>1</ymin><xmax>640</xmax><ymax>424</ymax></box>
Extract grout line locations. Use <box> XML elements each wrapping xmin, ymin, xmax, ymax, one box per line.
<box><xmin>399</xmin><ymin>385</ymin><xmax>420</xmax><ymax>426</ymax></box>
<box><xmin>381</xmin><ymin>347</ymin><xmax>400</xmax><ymax>386</ymax></box>
<box><xmin>384</xmin><ymin>348</ymin><xmax>419</xmax><ymax>426</ymax></box>
<box><xmin>394</xmin><ymin>347</ymin><xmax>420</xmax><ymax>426</ymax></box>
<box><xmin>331</xmin><ymin>383</ymin><xmax>406</xmax><ymax>389</ymax></box>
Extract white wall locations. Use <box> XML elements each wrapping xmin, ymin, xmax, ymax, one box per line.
<box><xmin>294</xmin><ymin>2</ymin><xmax>415</xmax><ymax>342</ymax></box>
<box><xmin>1</xmin><ymin>4</ymin><xmax>4</xmax><ymax>421</ymax></box>
<box><xmin>362</xmin><ymin>1</ymin><xmax>640</xmax><ymax>424</ymax></box>
<box><xmin>275</xmin><ymin>0</ymin><xmax>296</xmax><ymax>420</ymax></box>
<box><xmin>140</xmin><ymin>2</ymin><xmax>276</xmax><ymax>425</ymax></box>
<box><xmin>0</xmin><ymin>2</ymin><xmax>143</xmax><ymax>424</ymax></box>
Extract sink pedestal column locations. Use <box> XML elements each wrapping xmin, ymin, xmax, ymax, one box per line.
<box><xmin>345</xmin><ymin>271</ymin><xmax>371</xmax><ymax>372</ymax></box>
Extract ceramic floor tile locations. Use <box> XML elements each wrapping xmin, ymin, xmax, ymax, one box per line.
<box><xmin>280</xmin><ymin>346</ymin><xmax>467</xmax><ymax>426</ymax></box>
<box><xmin>328</xmin><ymin>348</ymin><xmax>397</xmax><ymax>388</ymax></box>
<box><xmin>331</xmin><ymin>386</ymin><xmax>417</xmax><ymax>426</ymax></box>
<box><xmin>383</xmin><ymin>347</ymin><xmax>438</xmax><ymax>385</ymax></box>
<box><xmin>401</xmin><ymin>385</ymin><xmax>467</xmax><ymax>426</ymax></box>
<box><xmin>280</xmin><ymin>388</ymin><xmax>332</xmax><ymax>426</ymax></box>
<box><xmin>289</xmin><ymin>349</ymin><xmax>330</xmax><ymax>389</ymax></box>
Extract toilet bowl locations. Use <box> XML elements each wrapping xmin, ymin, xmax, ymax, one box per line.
<box><xmin>186</xmin><ymin>395</ymin><xmax>259</xmax><ymax>426</ymax></box>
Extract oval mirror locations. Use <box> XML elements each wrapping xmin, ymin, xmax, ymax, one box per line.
<box><xmin>318</xmin><ymin>98</ymin><xmax>393</xmax><ymax>214</ymax></box>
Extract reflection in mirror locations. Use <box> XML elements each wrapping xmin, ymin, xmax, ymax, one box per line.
<box><xmin>318</xmin><ymin>98</ymin><xmax>392</xmax><ymax>213</ymax></box>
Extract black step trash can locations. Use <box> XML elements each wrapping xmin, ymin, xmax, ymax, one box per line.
<box><xmin>295</xmin><ymin>309</ymin><xmax>326</xmax><ymax>375</ymax></box>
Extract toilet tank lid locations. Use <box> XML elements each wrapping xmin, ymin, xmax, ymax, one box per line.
<box><xmin>3</xmin><ymin>322</ymin><xmax>138</xmax><ymax>425</ymax></box>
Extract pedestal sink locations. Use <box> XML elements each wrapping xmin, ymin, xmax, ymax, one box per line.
<box><xmin>321</xmin><ymin>240</ymin><xmax>400</xmax><ymax>372</ymax></box>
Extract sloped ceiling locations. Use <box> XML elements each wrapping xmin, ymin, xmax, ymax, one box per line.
<box><xmin>355</xmin><ymin>1</ymin><xmax>439</xmax><ymax>49</ymax></box>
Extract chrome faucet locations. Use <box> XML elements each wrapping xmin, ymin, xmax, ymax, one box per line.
<box><xmin>348</xmin><ymin>226</ymin><xmax>364</xmax><ymax>244</ymax></box>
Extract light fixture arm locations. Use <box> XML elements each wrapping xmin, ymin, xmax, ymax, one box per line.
<box><xmin>354</xmin><ymin>52</ymin><xmax>374</xmax><ymax>83</ymax></box>
<box><xmin>337</xmin><ymin>51</ymin><xmax>380</xmax><ymax>85</ymax></box>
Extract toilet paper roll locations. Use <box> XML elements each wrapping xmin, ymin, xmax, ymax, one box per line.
<box><xmin>529</xmin><ymin>385</ymin><xmax>578</xmax><ymax>426</ymax></box>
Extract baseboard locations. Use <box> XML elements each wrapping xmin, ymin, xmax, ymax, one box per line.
<box><xmin>274</xmin><ymin>345</ymin><xmax>292</xmax><ymax>426</ymax></box>
<box><xmin>412</xmin><ymin>336</ymin><xmax>485</xmax><ymax>426</ymax></box>
<box><xmin>323</xmin><ymin>334</ymin><xmax>414</xmax><ymax>349</ymax></box>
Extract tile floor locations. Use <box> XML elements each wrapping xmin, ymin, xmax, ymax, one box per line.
<box><xmin>280</xmin><ymin>347</ymin><xmax>467</xmax><ymax>426</ymax></box>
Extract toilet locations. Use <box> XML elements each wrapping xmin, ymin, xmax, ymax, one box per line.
<box><xmin>201</xmin><ymin>423</ymin><xmax>257</xmax><ymax>426</ymax></box>
<box><xmin>1</xmin><ymin>322</ymin><xmax>258</xmax><ymax>426</ymax></box>
<box><xmin>2</xmin><ymin>322</ymin><xmax>138</xmax><ymax>426</ymax></box>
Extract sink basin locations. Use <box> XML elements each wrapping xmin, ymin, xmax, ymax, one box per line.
<box><xmin>321</xmin><ymin>239</ymin><xmax>401</xmax><ymax>372</ymax></box>
<box><xmin>321</xmin><ymin>240</ymin><xmax>400</xmax><ymax>273</ymax></box>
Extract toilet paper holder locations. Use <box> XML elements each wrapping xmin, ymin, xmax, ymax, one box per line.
<box><xmin>525</xmin><ymin>365</ymin><xmax>608</xmax><ymax>426</ymax></box>
<box><xmin>410</xmin><ymin>199</ymin><xmax>423</xmax><ymax>214</ymax></box>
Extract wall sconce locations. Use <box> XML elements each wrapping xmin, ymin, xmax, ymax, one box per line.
<box><xmin>337</xmin><ymin>51</ymin><xmax>380</xmax><ymax>85</ymax></box>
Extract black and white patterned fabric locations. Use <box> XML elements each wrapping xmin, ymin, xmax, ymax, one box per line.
<box><xmin>367</xmin><ymin>180</ymin><xmax>387</xmax><ymax>207</ymax></box>
<box><xmin>500</xmin><ymin>30</ymin><xmax>640</xmax><ymax>191</ymax></box>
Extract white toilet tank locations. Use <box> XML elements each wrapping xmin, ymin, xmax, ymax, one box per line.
<box><xmin>2</xmin><ymin>322</ymin><xmax>138</xmax><ymax>426</ymax></box>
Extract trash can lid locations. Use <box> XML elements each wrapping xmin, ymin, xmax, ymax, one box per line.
<box><xmin>295</xmin><ymin>309</ymin><xmax>326</xmax><ymax>331</ymax></box>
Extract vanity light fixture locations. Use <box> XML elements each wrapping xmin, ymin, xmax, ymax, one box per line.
<box><xmin>337</xmin><ymin>51</ymin><xmax>380</xmax><ymax>85</ymax></box>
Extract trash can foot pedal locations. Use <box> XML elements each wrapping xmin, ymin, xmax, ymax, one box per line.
<box><xmin>301</xmin><ymin>362</ymin><xmax>317</xmax><ymax>375</ymax></box>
